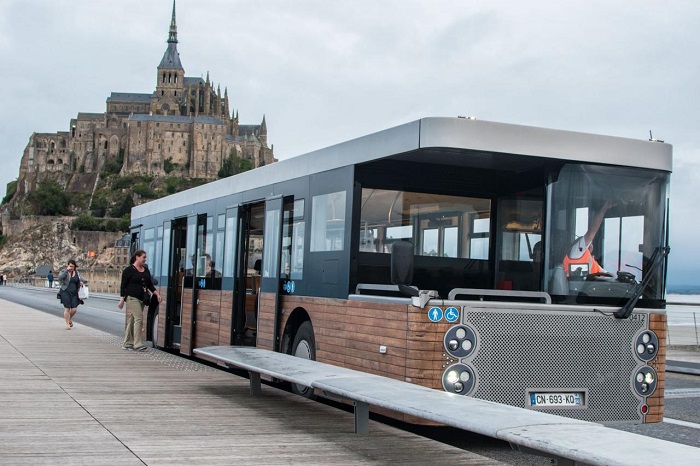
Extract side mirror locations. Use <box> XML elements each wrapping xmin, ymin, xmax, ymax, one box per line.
<box><xmin>391</xmin><ymin>241</ymin><xmax>419</xmax><ymax>297</ymax></box>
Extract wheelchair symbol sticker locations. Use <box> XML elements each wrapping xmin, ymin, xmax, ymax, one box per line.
<box><xmin>428</xmin><ymin>307</ymin><xmax>443</xmax><ymax>322</ymax></box>
<box><xmin>444</xmin><ymin>307</ymin><xmax>459</xmax><ymax>323</ymax></box>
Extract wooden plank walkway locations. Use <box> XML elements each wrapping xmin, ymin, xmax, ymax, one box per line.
<box><xmin>0</xmin><ymin>299</ymin><xmax>503</xmax><ymax>465</ymax></box>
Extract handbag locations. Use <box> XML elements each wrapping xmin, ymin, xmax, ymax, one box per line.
<box><xmin>78</xmin><ymin>285</ymin><xmax>89</xmax><ymax>300</ymax></box>
<box><xmin>142</xmin><ymin>287</ymin><xmax>152</xmax><ymax>304</ymax></box>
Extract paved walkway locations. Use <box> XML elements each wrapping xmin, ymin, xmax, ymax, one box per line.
<box><xmin>0</xmin><ymin>299</ymin><xmax>502</xmax><ymax>466</ymax></box>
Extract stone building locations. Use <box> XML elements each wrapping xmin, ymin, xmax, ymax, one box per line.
<box><xmin>13</xmin><ymin>0</ymin><xmax>275</xmax><ymax>200</ymax></box>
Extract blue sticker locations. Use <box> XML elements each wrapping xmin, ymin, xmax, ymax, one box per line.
<box><xmin>428</xmin><ymin>307</ymin><xmax>443</xmax><ymax>322</ymax></box>
<box><xmin>198</xmin><ymin>278</ymin><xmax>206</xmax><ymax>289</ymax></box>
<box><xmin>444</xmin><ymin>307</ymin><xmax>459</xmax><ymax>323</ymax></box>
<box><xmin>282</xmin><ymin>280</ymin><xmax>296</xmax><ymax>294</ymax></box>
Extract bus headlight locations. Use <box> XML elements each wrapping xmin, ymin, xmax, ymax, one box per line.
<box><xmin>442</xmin><ymin>364</ymin><xmax>475</xmax><ymax>395</ymax></box>
<box><xmin>444</xmin><ymin>325</ymin><xmax>477</xmax><ymax>358</ymax></box>
<box><xmin>634</xmin><ymin>331</ymin><xmax>659</xmax><ymax>361</ymax></box>
<box><xmin>633</xmin><ymin>367</ymin><xmax>657</xmax><ymax>397</ymax></box>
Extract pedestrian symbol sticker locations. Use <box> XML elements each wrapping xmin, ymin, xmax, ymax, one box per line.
<box><xmin>428</xmin><ymin>307</ymin><xmax>443</xmax><ymax>322</ymax></box>
<box><xmin>445</xmin><ymin>307</ymin><xmax>459</xmax><ymax>323</ymax></box>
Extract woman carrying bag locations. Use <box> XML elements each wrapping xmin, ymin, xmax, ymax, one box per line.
<box><xmin>58</xmin><ymin>259</ymin><xmax>88</xmax><ymax>329</ymax></box>
<box><xmin>118</xmin><ymin>249</ymin><xmax>161</xmax><ymax>351</ymax></box>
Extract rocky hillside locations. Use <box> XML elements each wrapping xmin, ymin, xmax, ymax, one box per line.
<box><xmin>0</xmin><ymin>217</ymin><xmax>119</xmax><ymax>278</ymax></box>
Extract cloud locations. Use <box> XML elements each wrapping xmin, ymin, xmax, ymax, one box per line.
<box><xmin>1</xmin><ymin>0</ymin><xmax>698</xmax><ymax>286</ymax></box>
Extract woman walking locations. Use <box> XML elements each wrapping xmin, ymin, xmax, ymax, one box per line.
<box><xmin>58</xmin><ymin>260</ymin><xmax>88</xmax><ymax>329</ymax></box>
<box><xmin>118</xmin><ymin>249</ymin><xmax>161</xmax><ymax>351</ymax></box>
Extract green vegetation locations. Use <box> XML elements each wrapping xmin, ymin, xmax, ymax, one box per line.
<box><xmin>111</xmin><ymin>194</ymin><xmax>134</xmax><ymax>218</ymax></box>
<box><xmin>90</xmin><ymin>193</ymin><xmax>109</xmax><ymax>217</ymax></box>
<box><xmin>2</xmin><ymin>180</ymin><xmax>17</xmax><ymax>204</ymax></box>
<box><xmin>133</xmin><ymin>182</ymin><xmax>157</xmax><ymax>198</ymax></box>
<box><xmin>218</xmin><ymin>152</ymin><xmax>253</xmax><ymax>178</ymax></box>
<box><xmin>164</xmin><ymin>157</ymin><xmax>176</xmax><ymax>174</ymax></box>
<box><xmin>71</xmin><ymin>212</ymin><xmax>130</xmax><ymax>232</ymax></box>
<box><xmin>28</xmin><ymin>179</ymin><xmax>70</xmax><ymax>215</ymax></box>
<box><xmin>71</xmin><ymin>212</ymin><xmax>102</xmax><ymax>230</ymax></box>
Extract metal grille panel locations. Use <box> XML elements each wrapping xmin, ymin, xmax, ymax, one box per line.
<box><xmin>463</xmin><ymin>309</ymin><xmax>647</xmax><ymax>423</ymax></box>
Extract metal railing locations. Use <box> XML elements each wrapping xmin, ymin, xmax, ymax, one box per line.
<box><xmin>667</xmin><ymin>301</ymin><xmax>700</xmax><ymax>348</ymax></box>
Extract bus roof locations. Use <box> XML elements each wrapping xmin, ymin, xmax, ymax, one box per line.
<box><xmin>132</xmin><ymin>117</ymin><xmax>672</xmax><ymax>219</ymax></box>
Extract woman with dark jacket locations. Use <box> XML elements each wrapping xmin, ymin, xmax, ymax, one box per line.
<box><xmin>58</xmin><ymin>260</ymin><xmax>88</xmax><ymax>329</ymax></box>
<box><xmin>118</xmin><ymin>249</ymin><xmax>161</xmax><ymax>351</ymax></box>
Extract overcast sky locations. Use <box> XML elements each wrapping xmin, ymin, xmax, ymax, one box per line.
<box><xmin>1</xmin><ymin>0</ymin><xmax>698</xmax><ymax>287</ymax></box>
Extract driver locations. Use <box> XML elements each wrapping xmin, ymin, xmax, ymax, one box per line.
<box><xmin>563</xmin><ymin>201</ymin><xmax>613</xmax><ymax>278</ymax></box>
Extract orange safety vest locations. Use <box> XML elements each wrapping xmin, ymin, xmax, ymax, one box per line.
<box><xmin>563</xmin><ymin>248</ymin><xmax>603</xmax><ymax>278</ymax></box>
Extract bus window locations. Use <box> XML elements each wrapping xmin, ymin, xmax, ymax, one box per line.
<box><xmin>214</xmin><ymin>214</ymin><xmax>225</xmax><ymax>278</ymax></box>
<box><xmin>143</xmin><ymin>227</ymin><xmax>155</xmax><ymax>272</ymax></box>
<box><xmin>496</xmin><ymin>196</ymin><xmax>543</xmax><ymax>291</ymax></box>
<box><xmin>311</xmin><ymin>191</ymin><xmax>346</xmax><ymax>252</ymax></box>
<box><xmin>262</xmin><ymin>207</ymin><xmax>281</xmax><ymax>278</ymax></box>
<box><xmin>359</xmin><ymin>188</ymin><xmax>490</xmax><ymax>259</ymax></box>
<box><xmin>281</xmin><ymin>199</ymin><xmax>305</xmax><ymax>280</ymax></box>
<box><xmin>547</xmin><ymin>163</ymin><xmax>669</xmax><ymax>304</ymax></box>
<box><xmin>154</xmin><ymin>226</ymin><xmax>163</xmax><ymax>278</ymax></box>
<box><xmin>470</xmin><ymin>217</ymin><xmax>490</xmax><ymax>260</ymax></box>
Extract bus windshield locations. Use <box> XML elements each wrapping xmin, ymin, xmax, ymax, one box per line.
<box><xmin>546</xmin><ymin>164</ymin><xmax>670</xmax><ymax>306</ymax></box>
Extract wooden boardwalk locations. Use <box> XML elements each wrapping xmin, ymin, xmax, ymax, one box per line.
<box><xmin>0</xmin><ymin>299</ymin><xmax>502</xmax><ymax>465</ymax></box>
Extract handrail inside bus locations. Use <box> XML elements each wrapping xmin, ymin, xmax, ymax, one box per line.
<box><xmin>448</xmin><ymin>288</ymin><xmax>552</xmax><ymax>304</ymax></box>
<box><xmin>354</xmin><ymin>283</ymin><xmax>415</xmax><ymax>295</ymax></box>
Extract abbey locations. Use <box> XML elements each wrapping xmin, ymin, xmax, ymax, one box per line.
<box><xmin>14</xmin><ymin>1</ymin><xmax>275</xmax><ymax>199</ymax></box>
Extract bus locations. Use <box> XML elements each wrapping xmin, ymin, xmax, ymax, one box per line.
<box><xmin>130</xmin><ymin>117</ymin><xmax>671</xmax><ymax>424</ymax></box>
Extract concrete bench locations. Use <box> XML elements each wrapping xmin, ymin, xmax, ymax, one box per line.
<box><xmin>194</xmin><ymin>346</ymin><xmax>700</xmax><ymax>466</ymax></box>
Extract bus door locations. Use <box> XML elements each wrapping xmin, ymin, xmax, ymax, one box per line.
<box><xmin>181</xmin><ymin>214</ymin><xmax>205</xmax><ymax>355</ymax></box>
<box><xmin>232</xmin><ymin>202</ymin><xmax>265</xmax><ymax>346</ymax></box>
<box><xmin>164</xmin><ymin>217</ymin><xmax>188</xmax><ymax>348</ymax></box>
<box><xmin>261</xmin><ymin>196</ymin><xmax>284</xmax><ymax>351</ymax></box>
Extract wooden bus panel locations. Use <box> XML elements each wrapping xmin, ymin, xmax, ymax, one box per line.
<box><xmin>193</xmin><ymin>289</ymin><xmax>222</xmax><ymax>348</ymax></box>
<box><xmin>180</xmin><ymin>288</ymin><xmax>193</xmax><ymax>355</ymax></box>
<box><xmin>219</xmin><ymin>291</ymin><xmax>233</xmax><ymax>345</ymax></box>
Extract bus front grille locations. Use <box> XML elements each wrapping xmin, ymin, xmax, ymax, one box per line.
<box><xmin>462</xmin><ymin>309</ymin><xmax>648</xmax><ymax>423</ymax></box>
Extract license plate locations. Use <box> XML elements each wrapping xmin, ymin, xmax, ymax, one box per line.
<box><xmin>530</xmin><ymin>392</ymin><xmax>582</xmax><ymax>407</ymax></box>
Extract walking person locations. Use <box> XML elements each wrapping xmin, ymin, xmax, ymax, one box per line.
<box><xmin>58</xmin><ymin>260</ymin><xmax>88</xmax><ymax>330</ymax></box>
<box><xmin>47</xmin><ymin>270</ymin><xmax>54</xmax><ymax>288</ymax></box>
<box><xmin>118</xmin><ymin>249</ymin><xmax>160</xmax><ymax>351</ymax></box>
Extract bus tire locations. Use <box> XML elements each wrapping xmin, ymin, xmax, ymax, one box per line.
<box><xmin>291</xmin><ymin>321</ymin><xmax>316</xmax><ymax>399</ymax></box>
<box><xmin>151</xmin><ymin>311</ymin><xmax>159</xmax><ymax>349</ymax></box>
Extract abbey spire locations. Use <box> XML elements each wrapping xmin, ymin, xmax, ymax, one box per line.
<box><xmin>167</xmin><ymin>0</ymin><xmax>178</xmax><ymax>44</ymax></box>
<box><xmin>154</xmin><ymin>0</ymin><xmax>184</xmax><ymax>115</ymax></box>
<box><xmin>158</xmin><ymin>0</ymin><xmax>183</xmax><ymax>70</ymax></box>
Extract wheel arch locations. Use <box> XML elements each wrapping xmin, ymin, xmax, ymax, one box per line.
<box><xmin>281</xmin><ymin>307</ymin><xmax>311</xmax><ymax>354</ymax></box>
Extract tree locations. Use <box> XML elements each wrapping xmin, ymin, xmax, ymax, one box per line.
<box><xmin>218</xmin><ymin>152</ymin><xmax>253</xmax><ymax>178</ymax></box>
<box><xmin>111</xmin><ymin>194</ymin><xmax>134</xmax><ymax>218</ymax></box>
<box><xmin>27</xmin><ymin>179</ymin><xmax>70</xmax><ymax>215</ymax></box>
<box><xmin>71</xmin><ymin>212</ymin><xmax>102</xmax><ymax>231</ymax></box>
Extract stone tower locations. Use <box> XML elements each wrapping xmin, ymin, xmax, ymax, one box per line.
<box><xmin>153</xmin><ymin>0</ymin><xmax>185</xmax><ymax>116</ymax></box>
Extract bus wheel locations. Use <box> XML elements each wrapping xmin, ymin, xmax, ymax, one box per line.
<box><xmin>291</xmin><ymin>321</ymin><xmax>316</xmax><ymax>399</ymax></box>
<box><xmin>151</xmin><ymin>312</ymin><xmax>159</xmax><ymax>349</ymax></box>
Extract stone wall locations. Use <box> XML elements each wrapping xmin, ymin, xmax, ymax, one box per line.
<box><xmin>18</xmin><ymin>267</ymin><xmax>122</xmax><ymax>294</ymax></box>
